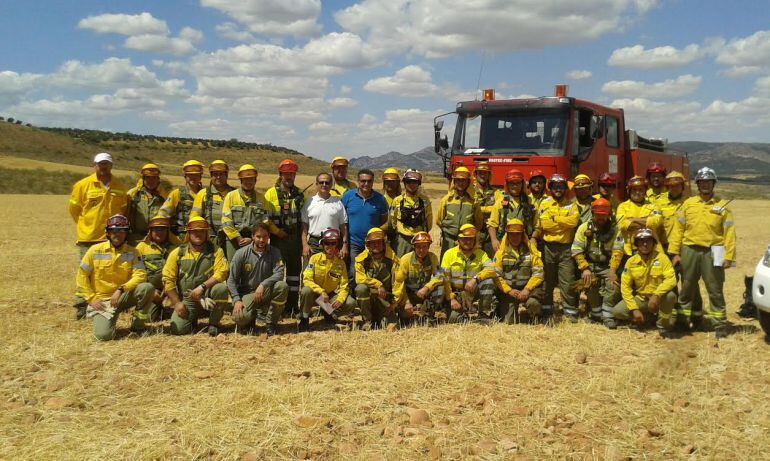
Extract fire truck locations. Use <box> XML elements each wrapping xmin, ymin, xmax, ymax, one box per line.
<box><xmin>434</xmin><ymin>85</ymin><xmax>690</xmax><ymax>199</ymax></box>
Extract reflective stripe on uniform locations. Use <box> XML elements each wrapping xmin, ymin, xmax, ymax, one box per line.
<box><xmin>93</xmin><ymin>253</ymin><xmax>112</xmax><ymax>260</ymax></box>
<box><xmin>80</xmin><ymin>262</ymin><xmax>93</xmax><ymax>273</ymax></box>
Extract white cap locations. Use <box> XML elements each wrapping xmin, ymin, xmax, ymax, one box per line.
<box><xmin>93</xmin><ymin>152</ymin><xmax>113</xmax><ymax>164</ymax></box>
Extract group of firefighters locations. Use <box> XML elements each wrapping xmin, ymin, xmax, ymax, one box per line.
<box><xmin>69</xmin><ymin>152</ymin><xmax>736</xmax><ymax>340</ymax></box>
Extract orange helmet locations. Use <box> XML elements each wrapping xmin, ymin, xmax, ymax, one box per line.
<box><xmin>646</xmin><ymin>161</ymin><xmax>667</xmax><ymax>176</ymax></box>
<box><xmin>591</xmin><ymin>198</ymin><xmax>612</xmax><ymax>216</ymax></box>
<box><xmin>529</xmin><ymin>169</ymin><xmax>546</xmax><ymax>182</ymax></box>
<box><xmin>505</xmin><ymin>169</ymin><xmax>524</xmax><ymax>183</ymax></box>
<box><xmin>411</xmin><ymin>231</ymin><xmax>432</xmax><ymax>245</ymax></box>
<box><xmin>278</xmin><ymin>159</ymin><xmax>298</xmax><ymax>173</ymax></box>
<box><xmin>504</xmin><ymin>218</ymin><xmax>525</xmax><ymax>234</ymax></box>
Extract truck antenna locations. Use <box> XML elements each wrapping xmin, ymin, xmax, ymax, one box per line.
<box><xmin>475</xmin><ymin>52</ymin><xmax>486</xmax><ymax>101</ymax></box>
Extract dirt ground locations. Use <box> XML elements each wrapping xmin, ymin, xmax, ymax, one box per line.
<box><xmin>1</xmin><ymin>195</ymin><xmax>769</xmax><ymax>460</ymax></box>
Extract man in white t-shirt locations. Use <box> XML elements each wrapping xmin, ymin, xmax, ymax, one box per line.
<box><xmin>301</xmin><ymin>172</ymin><xmax>349</xmax><ymax>260</ymax></box>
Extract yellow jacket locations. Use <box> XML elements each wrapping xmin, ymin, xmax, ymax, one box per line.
<box><xmin>190</xmin><ymin>185</ymin><xmax>234</xmax><ymax>229</ymax></box>
<box><xmin>657</xmin><ymin>194</ymin><xmax>686</xmax><ymax>246</ymax></box>
<box><xmin>159</xmin><ymin>186</ymin><xmax>200</xmax><ymax>219</ymax></box>
<box><xmin>264</xmin><ymin>183</ymin><xmax>306</xmax><ymax>232</ymax></box>
<box><xmin>435</xmin><ymin>192</ymin><xmax>483</xmax><ymax>235</ymax></box>
<box><xmin>330</xmin><ymin>178</ymin><xmax>355</xmax><ymax>197</ymax></box>
<box><xmin>389</xmin><ymin>193</ymin><xmax>433</xmax><ymax>236</ymax></box>
<box><xmin>135</xmin><ymin>238</ymin><xmax>179</xmax><ymax>272</ymax></box>
<box><xmin>393</xmin><ymin>251</ymin><xmax>442</xmax><ymax>304</ymax></box>
<box><xmin>479</xmin><ymin>235</ymin><xmax>543</xmax><ymax>293</ymax></box>
<box><xmin>536</xmin><ymin>198</ymin><xmax>580</xmax><ymax>244</ymax></box>
<box><xmin>439</xmin><ymin>246</ymin><xmax>491</xmax><ymax>300</ymax></box>
<box><xmin>221</xmin><ymin>188</ymin><xmax>279</xmax><ymax>240</ymax></box>
<box><xmin>302</xmin><ymin>252</ymin><xmax>350</xmax><ymax>300</ymax></box>
<box><xmin>354</xmin><ymin>247</ymin><xmax>400</xmax><ymax>289</ymax></box>
<box><xmin>620</xmin><ymin>250</ymin><xmax>677</xmax><ymax>308</ymax></box>
<box><xmin>76</xmin><ymin>241</ymin><xmax>146</xmax><ymax>303</ymax></box>
<box><xmin>570</xmin><ymin>221</ymin><xmax>624</xmax><ymax>271</ymax></box>
<box><xmin>667</xmin><ymin>195</ymin><xmax>736</xmax><ymax>262</ymax></box>
<box><xmin>161</xmin><ymin>244</ymin><xmax>228</xmax><ymax>293</ymax></box>
<box><xmin>616</xmin><ymin>199</ymin><xmax>663</xmax><ymax>255</ymax></box>
<box><xmin>646</xmin><ymin>188</ymin><xmax>667</xmax><ymax>208</ymax></box>
<box><xmin>68</xmin><ymin>174</ymin><xmax>128</xmax><ymax>243</ymax></box>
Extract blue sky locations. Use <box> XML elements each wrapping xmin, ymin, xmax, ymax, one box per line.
<box><xmin>1</xmin><ymin>1</ymin><xmax>769</xmax><ymax>160</ymax></box>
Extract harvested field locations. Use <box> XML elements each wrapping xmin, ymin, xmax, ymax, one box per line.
<box><xmin>1</xmin><ymin>195</ymin><xmax>770</xmax><ymax>460</ymax></box>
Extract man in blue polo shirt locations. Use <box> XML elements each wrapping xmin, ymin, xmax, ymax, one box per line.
<box><xmin>341</xmin><ymin>168</ymin><xmax>389</xmax><ymax>288</ymax></box>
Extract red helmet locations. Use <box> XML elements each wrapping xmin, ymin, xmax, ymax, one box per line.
<box><xmin>529</xmin><ymin>169</ymin><xmax>546</xmax><ymax>182</ymax></box>
<box><xmin>505</xmin><ymin>168</ymin><xmax>524</xmax><ymax>183</ymax></box>
<box><xmin>627</xmin><ymin>175</ymin><xmax>647</xmax><ymax>190</ymax></box>
<box><xmin>598</xmin><ymin>172</ymin><xmax>617</xmax><ymax>187</ymax></box>
<box><xmin>278</xmin><ymin>159</ymin><xmax>299</xmax><ymax>174</ymax></box>
<box><xmin>591</xmin><ymin>198</ymin><xmax>612</xmax><ymax>216</ymax></box>
<box><xmin>106</xmin><ymin>214</ymin><xmax>130</xmax><ymax>232</ymax></box>
<box><xmin>548</xmin><ymin>173</ymin><xmax>568</xmax><ymax>189</ymax></box>
<box><xmin>646</xmin><ymin>161</ymin><xmax>666</xmax><ymax>176</ymax></box>
<box><xmin>320</xmin><ymin>228</ymin><xmax>341</xmax><ymax>244</ymax></box>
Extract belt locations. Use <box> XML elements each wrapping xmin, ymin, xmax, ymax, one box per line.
<box><xmin>686</xmin><ymin>244</ymin><xmax>710</xmax><ymax>251</ymax></box>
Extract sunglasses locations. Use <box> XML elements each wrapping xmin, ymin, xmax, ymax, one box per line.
<box><xmin>550</xmin><ymin>185</ymin><xmax>567</xmax><ymax>191</ymax></box>
<box><xmin>317</xmin><ymin>181</ymin><xmax>331</xmax><ymax>185</ymax></box>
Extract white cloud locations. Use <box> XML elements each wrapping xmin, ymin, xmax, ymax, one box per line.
<box><xmin>339</xmin><ymin>85</ymin><xmax>352</xmax><ymax>95</ymax></box>
<box><xmin>713</xmin><ymin>30</ymin><xmax>770</xmax><ymax>67</ymax></box>
<box><xmin>0</xmin><ymin>71</ymin><xmax>43</xmax><ymax>103</ymax></box>
<box><xmin>215</xmin><ymin>22</ymin><xmax>256</xmax><ymax>42</ymax></box>
<box><xmin>608</xmin><ymin>44</ymin><xmax>703</xmax><ymax>69</ymax></box>
<box><xmin>602</xmin><ymin>75</ymin><xmax>702</xmax><ymax>99</ymax></box>
<box><xmin>364</xmin><ymin>65</ymin><xmax>438</xmax><ymax>97</ymax></box>
<box><xmin>124</xmin><ymin>34</ymin><xmax>198</xmax><ymax>55</ymax></box>
<box><xmin>47</xmin><ymin>58</ymin><xmax>187</xmax><ymax>95</ymax></box>
<box><xmin>566</xmin><ymin>70</ymin><xmax>592</xmax><ymax>80</ymax></box>
<box><xmin>179</xmin><ymin>27</ymin><xmax>204</xmax><ymax>43</ymax></box>
<box><xmin>755</xmin><ymin>76</ymin><xmax>770</xmax><ymax>97</ymax></box>
<box><xmin>309</xmin><ymin>121</ymin><xmax>333</xmax><ymax>131</ymax></box>
<box><xmin>720</xmin><ymin>66</ymin><xmax>764</xmax><ymax>78</ymax></box>
<box><xmin>200</xmin><ymin>0</ymin><xmax>321</xmax><ymax>38</ymax></box>
<box><xmin>168</xmin><ymin>117</ymin><xmax>296</xmax><ymax>141</ymax></box>
<box><xmin>327</xmin><ymin>97</ymin><xmax>358</xmax><ymax>108</ymax></box>
<box><xmin>77</xmin><ymin>12</ymin><xmax>168</xmax><ymax>36</ymax></box>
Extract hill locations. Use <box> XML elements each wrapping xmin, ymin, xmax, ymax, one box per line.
<box><xmin>350</xmin><ymin>146</ymin><xmax>443</xmax><ymax>173</ymax></box>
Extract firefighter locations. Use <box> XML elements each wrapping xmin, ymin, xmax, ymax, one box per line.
<box><xmin>612</xmin><ymin>228</ymin><xmax>677</xmax><ymax>338</ymax></box>
<box><xmin>354</xmin><ymin>228</ymin><xmax>400</xmax><ymax>330</ymax></box>
<box><xmin>487</xmin><ymin>168</ymin><xmax>535</xmax><ymax>252</ymax></box>
<box><xmin>669</xmin><ymin>167</ymin><xmax>735</xmax><ymax>337</ymax></box>
<box><xmin>392</xmin><ymin>231</ymin><xmax>444</xmax><ymax>324</ymax></box>
<box><xmin>389</xmin><ymin>169</ymin><xmax>432</xmax><ymax>257</ymax></box>
<box><xmin>135</xmin><ymin>215</ymin><xmax>179</xmax><ymax>321</ymax></box>
<box><xmin>440</xmin><ymin>224</ymin><xmax>495</xmax><ymax>323</ymax></box>
<box><xmin>126</xmin><ymin>163</ymin><xmax>167</xmax><ymax>243</ymax></box>
<box><xmin>163</xmin><ymin>216</ymin><xmax>230</xmax><ymax>336</ymax></box>
<box><xmin>264</xmin><ymin>159</ymin><xmax>306</xmax><ymax>315</ymax></box>
<box><xmin>646</xmin><ymin>161</ymin><xmax>668</xmax><ymax>207</ymax></box>
<box><xmin>572</xmin><ymin>174</ymin><xmax>594</xmax><ymax>224</ymax></box>
<box><xmin>221</xmin><ymin>164</ymin><xmax>279</xmax><ymax>261</ymax></box>
<box><xmin>473</xmin><ymin>161</ymin><xmax>498</xmax><ymax>257</ymax></box>
<box><xmin>436</xmin><ymin>166</ymin><xmax>483</xmax><ymax>257</ymax></box>
<box><xmin>381</xmin><ymin>168</ymin><xmax>401</xmax><ymax>208</ymax></box>
<box><xmin>76</xmin><ymin>214</ymin><xmax>155</xmax><ymax>340</ymax></box>
<box><xmin>226</xmin><ymin>222</ymin><xmax>288</xmax><ymax>336</ymax></box>
<box><xmin>191</xmin><ymin>160</ymin><xmax>234</xmax><ymax>250</ymax></box>
<box><xmin>528</xmin><ymin>169</ymin><xmax>550</xmax><ymax>210</ymax></box>
<box><xmin>616</xmin><ymin>176</ymin><xmax>663</xmax><ymax>256</ymax></box>
<box><xmin>532</xmin><ymin>173</ymin><xmax>580</xmax><ymax>321</ymax></box>
<box><xmin>330</xmin><ymin>156</ymin><xmax>355</xmax><ymax>197</ymax></box>
<box><xmin>479</xmin><ymin>218</ymin><xmax>544</xmax><ymax>324</ymax></box>
<box><xmin>571</xmin><ymin>198</ymin><xmax>624</xmax><ymax>328</ymax></box>
<box><xmin>593</xmin><ymin>172</ymin><xmax>620</xmax><ymax>214</ymax></box>
<box><xmin>159</xmin><ymin>160</ymin><xmax>204</xmax><ymax>239</ymax></box>
<box><xmin>298</xmin><ymin>228</ymin><xmax>356</xmax><ymax>332</ymax></box>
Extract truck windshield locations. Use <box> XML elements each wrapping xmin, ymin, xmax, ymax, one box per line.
<box><xmin>454</xmin><ymin>109</ymin><xmax>569</xmax><ymax>156</ymax></box>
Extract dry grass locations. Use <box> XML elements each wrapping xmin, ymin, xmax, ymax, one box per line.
<box><xmin>1</xmin><ymin>195</ymin><xmax>770</xmax><ymax>460</ymax></box>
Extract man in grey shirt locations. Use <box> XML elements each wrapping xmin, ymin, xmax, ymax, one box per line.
<box><xmin>227</xmin><ymin>222</ymin><xmax>288</xmax><ymax>335</ymax></box>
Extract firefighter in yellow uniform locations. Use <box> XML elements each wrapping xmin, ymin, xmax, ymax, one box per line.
<box><xmin>572</xmin><ymin>174</ymin><xmax>595</xmax><ymax>225</ymax></box>
<box><xmin>473</xmin><ymin>161</ymin><xmax>498</xmax><ymax>257</ymax></box>
<box><xmin>479</xmin><ymin>218</ymin><xmax>544</xmax><ymax>323</ymax></box>
<box><xmin>159</xmin><ymin>160</ymin><xmax>204</xmax><ymax>239</ymax></box>
<box><xmin>76</xmin><ymin>215</ymin><xmax>155</xmax><ymax>340</ymax></box>
<box><xmin>393</xmin><ymin>232</ymin><xmax>444</xmax><ymax>324</ymax></box>
<box><xmin>355</xmin><ymin>228</ymin><xmax>401</xmax><ymax>330</ymax></box>
<box><xmin>612</xmin><ymin>228</ymin><xmax>677</xmax><ymax>338</ymax></box>
<box><xmin>126</xmin><ymin>163</ymin><xmax>167</xmax><ymax>243</ymax></box>
<box><xmin>645</xmin><ymin>162</ymin><xmax>668</xmax><ymax>208</ymax></box>
<box><xmin>669</xmin><ymin>167</ymin><xmax>735</xmax><ymax>337</ymax></box>
<box><xmin>381</xmin><ymin>168</ymin><xmax>401</xmax><ymax>208</ymax></box>
<box><xmin>533</xmin><ymin>174</ymin><xmax>580</xmax><ymax>321</ymax></box>
<box><xmin>436</xmin><ymin>166</ymin><xmax>483</xmax><ymax>257</ymax></box>
<box><xmin>616</xmin><ymin>176</ymin><xmax>663</xmax><ymax>256</ymax></box>
<box><xmin>487</xmin><ymin>168</ymin><xmax>536</xmax><ymax>252</ymax></box>
<box><xmin>191</xmin><ymin>160</ymin><xmax>234</xmax><ymax>249</ymax></box>
<box><xmin>593</xmin><ymin>173</ymin><xmax>620</xmax><ymax>214</ymax></box>
<box><xmin>330</xmin><ymin>157</ymin><xmax>355</xmax><ymax>197</ymax></box>
<box><xmin>298</xmin><ymin>228</ymin><xmax>356</xmax><ymax>332</ymax></box>
<box><xmin>527</xmin><ymin>169</ymin><xmax>550</xmax><ymax>211</ymax></box>
<box><xmin>389</xmin><ymin>169</ymin><xmax>432</xmax><ymax>257</ymax></box>
<box><xmin>135</xmin><ymin>215</ymin><xmax>179</xmax><ymax>320</ymax></box>
<box><xmin>221</xmin><ymin>164</ymin><xmax>279</xmax><ymax>260</ymax></box>
<box><xmin>440</xmin><ymin>224</ymin><xmax>495</xmax><ymax>323</ymax></box>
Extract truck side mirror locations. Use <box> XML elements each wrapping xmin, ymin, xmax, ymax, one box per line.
<box><xmin>439</xmin><ymin>135</ymin><xmax>449</xmax><ymax>149</ymax></box>
<box><xmin>435</xmin><ymin>120</ymin><xmax>444</xmax><ymax>131</ymax></box>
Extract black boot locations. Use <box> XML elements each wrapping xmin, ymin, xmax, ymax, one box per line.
<box><xmin>266</xmin><ymin>324</ymin><xmax>277</xmax><ymax>337</ymax></box>
<box><xmin>298</xmin><ymin>317</ymin><xmax>310</xmax><ymax>332</ymax></box>
<box><xmin>737</xmin><ymin>276</ymin><xmax>757</xmax><ymax>319</ymax></box>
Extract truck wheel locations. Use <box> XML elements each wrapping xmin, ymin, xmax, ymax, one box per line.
<box><xmin>759</xmin><ymin>310</ymin><xmax>770</xmax><ymax>337</ymax></box>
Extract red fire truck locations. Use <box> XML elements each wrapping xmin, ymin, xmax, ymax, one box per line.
<box><xmin>434</xmin><ymin>85</ymin><xmax>690</xmax><ymax>199</ymax></box>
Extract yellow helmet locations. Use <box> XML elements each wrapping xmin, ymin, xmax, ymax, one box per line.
<box><xmin>411</xmin><ymin>231</ymin><xmax>432</xmax><ymax>245</ymax></box>
<box><xmin>148</xmin><ymin>215</ymin><xmax>171</xmax><ymax>228</ymax></box>
<box><xmin>182</xmin><ymin>160</ymin><xmax>204</xmax><ymax>174</ymax></box>
<box><xmin>665</xmin><ymin>171</ymin><xmax>685</xmax><ymax>185</ymax></box>
<box><xmin>504</xmin><ymin>218</ymin><xmax>525</xmax><ymax>234</ymax></box>
<box><xmin>331</xmin><ymin>156</ymin><xmax>349</xmax><ymax>167</ymax></box>
<box><xmin>475</xmin><ymin>161</ymin><xmax>491</xmax><ymax>173</ymax></box>
<box><xmin>185</xmin><ymin>216</ymin><xmax>209</xmax><ymax>232</ymax></box>
<box><xmin>458</xmin><ymin>223</ymin><xmax>478</xmax><ymax>238</ymax></box>
<box><xmin>452</xmin><ymin>166</ymin><xmax>471</xmax><ymax>179</ymax></box>
<box><xmin>365</xmin><ymin>227</ymin><xmax>385</xmax><ymax>243</ymax></box>
<box><xmin>382</xmin><ymin>168</ymin><xmax>399</xmax><ymax>181</ymax></box>
<box><xmin>140</xmin><ymin>163</ymin><xmax>161</xmax><ymax>177</ymax></box>
<box><xmin>237</xmin><ymin>164</ymin><xmax>258</xmax><ymax>179</ymax></box>
<box><xmin>573</xmin><ymin>174</ymin><xmax>593</xmax><ymax>189</ymax></box>
<box><xmin>209</xmin><ymin>160</ymin><xmax>229</xmax><ymax>173</ymax></box>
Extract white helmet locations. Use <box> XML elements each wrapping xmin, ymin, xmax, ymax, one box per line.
<box><xmin>695</xmin><ymin>167</ymin><xmax>717</xmax><ymax>182</ymax></box>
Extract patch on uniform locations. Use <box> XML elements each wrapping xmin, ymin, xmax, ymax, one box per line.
<box><xmin>329</xmin><ymin>271</ymin><xmax>340</xmax><ymax>279</ymax></box>
<box><xmin>245</xmin><ymin>263</ymin><xmax>252</xmax><ymax>271</ymax></box>
<box><xmin>307</xmin><ymin>263</ymin><xmax>314</xmax><ymax>270</ymax></box>
<box><xmin>561</xmin><ymin>205</ymin><xmax>572</xmax><ymax>210</ymax></box>
<box><xmin>523</xmin><ymin>254</ymin><xmax>531</xmax><ymax>261</ymax></box>
<box><xmin>652</xmin><ymin>260</ymin><xmax>661</xmax><ymax>266</ymax></box>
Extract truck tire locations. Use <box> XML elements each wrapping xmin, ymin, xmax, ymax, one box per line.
<box><xmin>759</xmin><ymin>310</ymin><xmax>770</xmax><ymax>337</ymax></box>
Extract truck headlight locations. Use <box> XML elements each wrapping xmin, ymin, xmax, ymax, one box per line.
<box><xmin>763</xmin><ymin>246</ymin><xmax>770</xmax><ymax>267</ymax></box>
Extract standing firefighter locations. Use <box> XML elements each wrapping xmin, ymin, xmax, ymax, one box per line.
<box><xmin>528</xmin><ymin>169</ymin><xmax>550</xmax><ymax>211</ymax></box>
<box><xmin>389</xmin><ymin>169</ymin><xmax>432</xmax><ymax>258</ymax></box>
<box><xmin>479</xmin><ymin>218</ymin><xmax>544</xmax><ymax>324</ymax></box>
<box><xmin>76</xmin><ymin>214</ymin><xmax>155</xmax><ymax>340</ymax></box>
<box><xmin>612</xmin><ymin>228</ymin><xmax>678</xmax><ymax>338</ymax></box>
<box><xmin>473</xmin><ymin>161</ymin><xmax>498</xmax><ymax>257</ymax></box>
<box><xmin>617</xmin><ymin>176</ymin><xmax>663</xmax><ymax>256</ymax></box>
<box><xmin>381</xmin><ymin>168</ymin><xmax>401</xmax><ymax>208</ymax></box>
<box><xmin>163</xmin><ymin>216</ymin><xmax>230</xmax><ymax>336</ymax></box>
<box><xmin>533</xmin><ymin>173</ymin><xmax>580</xmax><ymax>321</ymax></box>
<box><xmin>571</xmin><ymin>198</ymin><xmax>624</xmax><ymax>328</ymax></box>
<box><xmin>488</xmin><ymin>168</ymin><xmax>535</xmax><ymax>253</ymax></box>
<box><xmin>355</xmin><ymin>228</ymin><xmax>400</xmax><ymax>330</ymax></box>
<box><xmin>191</xmin><ymin>160</ymin><xmax>234</xmax><ymax>250</ymax></box>
<box><xmin>436</xmin><ymin>166</ymin><xmax>482</xmax><ymax>257</ymax></box>
<box><xmin>265</xmin><ymin>159</ymin><xmax>305</xmax><ymax>315</ymax></box>
<box><xmin>135</xmin><ymin>215</ymin><xmax>178</xmax><ymax>320</ymax></box>
<box><xmin>298</xmin><ymin>228</ymin><xmax>356</xmax><ymax>332</ymax></box>
<box><xmin>392</xmin><ymin>232</ymin><xmax>444</xmax><ymax>324</ymax></box>
<box><xmin>645</xmin><ymin>162</ymin><xmax>668</xmax><ymax>207</ymax></box>
<box><xmin>126</xmin><ymin>163</ymin><xmax>167</xmax><ymax>243</ymax></box>
<box><xmin>330</xmin><ymin>157</ymin><xmax>355</xmax><ymax>197</ymax></box>
<box><xmin>159</xmin><ymin>160</ymin><xmax>204</xmax><ymax>239</ymax></box>
<box><xmin>572</xmin><ymin>174</ymin><xmax>595</xmax><ymax>225</ymax></box>
<box><xmin>594</xmin><ymin>173</ymin><xmax>620</xmax><ymax>214</ymax></box>
<box><xmin>440</xmin><ymin>224</ymin><xmax>495</xmax><ymax>323</ymax></box>
<box><xmin>221</xmin><ymin>164</ymin><xmax>277</xmax><ymax>261</ymax></box>
<box><xmin>669</xmin><ymin>167</ymin><xmax>735</xmax><ymax>337</ymax></box>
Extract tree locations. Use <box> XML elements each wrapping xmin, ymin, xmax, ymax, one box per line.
<box><xmin>7</xmin><ymin>118</ymin><xmax>14</xmax><ymax>123</ymax></box>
